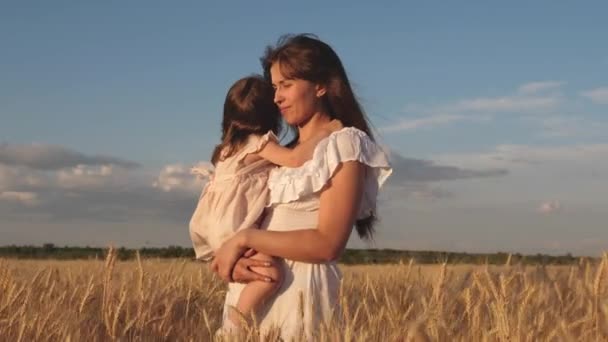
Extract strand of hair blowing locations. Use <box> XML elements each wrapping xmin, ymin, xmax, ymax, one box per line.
<box><xmin>323</xmin><ymin>68</ymin><xmax>373</xmax><ymax>140</ymax></box>
<box><xmin>321</xmin><ymin>49</ymin><xmax>379</xmax><ymax>241</ymax></box>
<box><xmin>262</xmin><ymin>34</ymin><xmax>378</xmax><ymax>241</ymax></box>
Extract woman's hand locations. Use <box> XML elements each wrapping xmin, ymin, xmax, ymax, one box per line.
<box><xmin>230</xmin><ymin>250</ymin><xmax>275</xmax><ymax>284</ymax></box>
<box><xmin>210</xmin><ymin>231</ymin><xmax>249</xmax><ymax>282</ymax></box>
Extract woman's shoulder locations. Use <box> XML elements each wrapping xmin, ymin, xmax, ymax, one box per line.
<box><xmin>332</xmin><ymin>125</ymin><xmax>369</xmax><ymax>138</ymax></box>
<box><xmin>326</xmin><ymin>126</ymin><xmax>373</xmax><ymax>150</ymax></box>
<box><xmin>313</xmin><ymin>126</ymin><xmax>389</xmax><ymax>171</ymax></box>
<box><xmin>267</xmin><ymin>126</ymin><xmax>392</xmax><ymax>206</ymax></box>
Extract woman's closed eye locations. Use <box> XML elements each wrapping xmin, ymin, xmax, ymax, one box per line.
<box><xmin>274</xmin><ymin>84</ymin><xmax>291</xmax><ymax>91</ymax></box>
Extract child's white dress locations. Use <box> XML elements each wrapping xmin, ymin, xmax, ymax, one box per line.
<box><xmin>189</xmin><ymin>131</ymin><xmax>277</xmax><ymax>261</ymax></box>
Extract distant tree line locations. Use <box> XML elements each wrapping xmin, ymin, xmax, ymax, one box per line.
<box><xmin>339</xmin><ymin>249</ymin><xmax>581</xmax><ymax>265</ymax></box>
<box><xmin>0</xmin><ymin>244</ymin><xmax>193</xmax><ymax>261</ymax></box>
<box><xmin>0</xmin><ymin>244</ymin><xmax>585</xmax><ymax>265</ymax></box>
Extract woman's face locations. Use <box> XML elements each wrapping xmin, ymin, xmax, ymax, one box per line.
<box><xmin>270</xmin><ymin>63</ymin><xmax>325</xmax><ymax>126</ymax></box>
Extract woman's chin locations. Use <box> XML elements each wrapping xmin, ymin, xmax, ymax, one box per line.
<box><xmin>283</xmin><ymin>115</ymin><xmax>313</xmax><ymax>127</ymax></box>
<box><xmin>283</xmin><ymin>118</ymin><xmax>300</xmax><ymax>126</ymax></box>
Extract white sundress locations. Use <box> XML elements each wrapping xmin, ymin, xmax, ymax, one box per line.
<box><xmin>221</xmin><ymin>127</ymin><xmax>393</xmax><ymax>340</ymax></box>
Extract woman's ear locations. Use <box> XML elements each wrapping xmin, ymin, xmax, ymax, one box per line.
<box><xmin>315</xmin><ymin>84</ymin><xmax>327</xmax><ymax>98</ymax></box>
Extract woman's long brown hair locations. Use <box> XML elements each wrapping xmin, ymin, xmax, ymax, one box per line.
<box><xmin>211</xmin><ymin>75</ymin><xmax>282</xmax><ymax>165</ymax></box>
<box><xmin>261</xmin><ymin>34</ymin><xmax>378</xmax><ymax>241</ymax></box>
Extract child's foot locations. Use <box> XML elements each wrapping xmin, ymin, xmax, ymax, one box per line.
<box><xmin>220</xmin><ymin>306</ymin><xmax>248</xmax><ymax>336</ymax></box>
<box><xmin>215</xmin><ymin>318</ymin><xmax>241</xmax><ymax>339</ymax></box>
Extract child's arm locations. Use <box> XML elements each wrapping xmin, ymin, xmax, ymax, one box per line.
<box><xmin>257</xmin><ymin>120</ymin><xmax>343</xmax><ymax>167</ymax></box>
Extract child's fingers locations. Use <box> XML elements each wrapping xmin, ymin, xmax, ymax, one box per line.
<box><xmin>247</xmin><ymin>269</ymin><xmax>273</xmax><ymax>283</ymax></box>
<box><xmin>327</xmin><ymin>119</ymin><xmax>344</xmax><ymax>132</ymax></box>
<box><xmin>243</xmin><ymin>248</ymin><xmax>257</xmax><ymax>258</ymax></box>
<box><xmin>232</xmin><ymin>262</ymin><xmax>272</xmax><ymax>283</ymax></box>
<box><xmin>245</xmin><ymin>259</ymin><xmax>274</xmax><ymax>282</ymax></box>
<box><xmin>247</xmin><ymin>269</ymin><xmax>275</xmax><ymax>282</ymax></box>
<box><xmin>246</xmin><ymin>258</ymin><xmax>272</xmax><ymax>268</ymax></box>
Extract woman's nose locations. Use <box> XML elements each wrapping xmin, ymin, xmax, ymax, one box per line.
<box><xmin>274</xmin><ymin>89</ymin><xmax>283</xmax><ymax>105</ymax></box>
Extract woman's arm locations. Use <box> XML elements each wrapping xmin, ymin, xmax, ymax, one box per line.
<box><xmin>242</xmin><ymin>161</ymin><xmax>364</xmax><ymax>262</ymax></box>
<box><xmin>211</xmin><ymin>161</ymin><xmax>365</xmax><ymax>280</ymax></box>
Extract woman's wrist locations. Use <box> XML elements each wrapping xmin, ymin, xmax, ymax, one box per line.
<box><xmin>237</xmin><ymin>229</ymin><xmax>251</xmax><ymax>249</ymax></box>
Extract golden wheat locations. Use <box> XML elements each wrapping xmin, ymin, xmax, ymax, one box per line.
<box><xmin>0</xmin><ymin>251</ymin><xmax>607</xmax><ymax>341</ymax></box>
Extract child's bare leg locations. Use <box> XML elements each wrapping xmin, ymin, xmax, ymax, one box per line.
<box><xmin>229</xmin><ymin>253</ymin><xmax>282</xmax><ymax>328</ymax></box>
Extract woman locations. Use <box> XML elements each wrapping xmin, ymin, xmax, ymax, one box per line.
<box><xmin>211</xmin><ymin>34</ymin><xmax>392</xmax><ymax>340</ymax></box>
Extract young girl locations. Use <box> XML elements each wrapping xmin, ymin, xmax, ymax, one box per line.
<box><xmin>189</xmin><ymin>75</ymin><xmax>341</xmax><ymax>332</ymax></box>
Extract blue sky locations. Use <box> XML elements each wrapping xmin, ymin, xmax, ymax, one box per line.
<box><xmin>1</xmin><ymin>2</ymin><xmax>607</xmax><ymax>255</ymax></box>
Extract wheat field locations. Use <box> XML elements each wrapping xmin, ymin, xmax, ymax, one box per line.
<box><xmin>1</xmin><ymin>248</ymin><xmax>607</xmax><ymax>341</ymax></box>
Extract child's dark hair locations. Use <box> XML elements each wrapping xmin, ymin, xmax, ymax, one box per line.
<box><xmin>211</xmin><ymin>75</ymin><xmax>282</xmax><ymax>165</ymax></box>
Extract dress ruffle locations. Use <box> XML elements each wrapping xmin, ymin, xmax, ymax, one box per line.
<box><xmin>267</xmin><ymin>127</ymin><xmax>392</xmax><ymax>218</ymax></box>
<box><xmin>238</xmin><ymin>130</ymin><xmax>279</xmax><ymax>160</ymax></box>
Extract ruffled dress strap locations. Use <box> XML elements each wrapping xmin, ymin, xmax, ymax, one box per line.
<box><xmin>207</xmin><ymin>130</ymin><xmax>279</xmax><ymax>182</ymax></box>
<box><xmin>236</xmin><ymin>130</ymin><xmax>279</xmax><ymax>164</ymax></box>
<box><xmin>267</xmin><ymin>127</ymin><xmax>392</xmax><ymax>218</ymax></box>
<box><xmin>230</xmin><ymin>130</ymin><xmax>279</xmax><ymax>178</ymax></box>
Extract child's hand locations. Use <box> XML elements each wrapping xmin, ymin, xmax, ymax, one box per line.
<box><xmin>315</xmin><ymin>119</ymin><xmax>343</xmax><ymax>140</ymax></box>
<box><xmin>326</xmin><ymin>119</ymin><xmax>344</xmax><ymax>133</ymax></box>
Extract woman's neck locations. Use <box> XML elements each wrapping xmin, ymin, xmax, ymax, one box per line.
<box><xmin>297</xmin><ymin>112</ymin><xmax>331</xmax><ymax>143</ymax></box>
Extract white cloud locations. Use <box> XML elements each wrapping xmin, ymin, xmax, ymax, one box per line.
<box><xmin>535</xmin><ymin>117</ymin><xmax>583</xmax><ymax>138</ymax></box>
<box><xmin>387</xmin><ymin>150</ymin><xmax>508</xmax><ymax>184</ymax></box>
<box><xmin>410</xmin><ymin>185</ymin><xmax>454</xmax><ymax>201</ymax></box>
<box><xmin>434</xmin><ymin>143</ymin><xmax>608</xmax><ymax>170</ymax></box>
<box><xmin>517</xmin><ymin>81</ymin><xmax>565</xmax><ymax>94</ymax></box>
<box><xmin>451</xmin><ymin>95</ymin><xmax>559</xmax><ymax>112</ymax></box>
<box><xmin>153</xmin><ymin>163</ymin><xmax>207</xmax><ymax>193</ymax></box>
<box><xmin>580</xmin><ymin>87</ymin><xmax>608</xmax><ymax>104</ymax></box>
<box><xmin>494</xmin><ymin>144</ymin><xmax>608</xmax><ymax>163</ymax></box>
<box><xmin>0</xmin><ymin>161</ymin><xmax>200</xmax><ymax>222</ymax></box>
<box><xmin>55</xmin><ymin>164</ymin><xmax>126</xmax><ymax>190</ymax></box>
<box><xmin>0</xmin><ymin>164</ymin><xmax>46</xmax><ymax>191</ymax></box>
<box><xmin>384</xmin><ymin>82</ymin><xmax>562</xmax><ymax>133</ymax></box>
<box><xmin>374</xmin><ymin>150</ymin><xmax>508</xmax><ymax>207</ymax></box>
<box><xmin>2</xmin><ymin>141</ymin><xmax>606</xmax><ymax>255</ymax></box>
<box><xmin>0</xmin><ymin>191</ymin><xmax>39</xmax><ymax>206</ymax></box>
<box><xmin>533</xmin><ymin>116</ymin><xmax>608</xmax><ymax>139</ymax></box>
<box><xmin>1</xmin><ymin>162</ymin><xmax>131</xmax><ymax>193</ymax></box>
<box><xmin>538</xmin><ymin>200</ymin><xmax>561</xmax><ymax>214</ymax></box>
<box><xmin>380</xmin><ymin>114</ymin><xmax>468</xmax><ymax>132</ymax></box>
<box><xmin>0</xmin><ymin>143</ymin><xmax>205</xmax><ymax>222</ymax></box>
<box><xmin>0</xmin><ymin>143</ymin><xmax>139</xmax><ymax>170</ymax></box>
